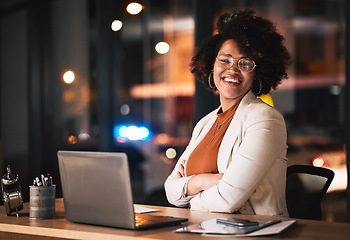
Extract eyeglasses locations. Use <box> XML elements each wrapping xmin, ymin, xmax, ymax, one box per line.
<box><xmin>216</xmin><ymin>55</ymin><xmax>256</xmax><ymax>73</ymax></box>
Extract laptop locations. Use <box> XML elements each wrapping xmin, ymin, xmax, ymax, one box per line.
<box><xmin>57</xmin><ymin>150</ymin><xmax>187</xmax><ymax>229</ymax></box>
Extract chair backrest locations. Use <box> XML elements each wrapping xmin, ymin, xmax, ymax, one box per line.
<box><xmin>286</xmin><ymin>165</ymin><xmax>334</xmax><ymax>220</ymax></box>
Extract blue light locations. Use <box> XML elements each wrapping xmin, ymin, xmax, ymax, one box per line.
<box><xmin>113</xmin><ymin>124</ymin><xmax>153</xmax><ymax>141</ymax></box>
<box><xmin>139</xmin><ymin>127</ymin><xmax>149</xmax><ymax>139</ymax></box>
<box><xmin>127</xmin><ymin>126</ymin><xmax>140</xmax><ymax>140</ymax></box>
<box><xmin>113</xmin><ymin>125</ymin><xmax>123</xmax><ymax>139</ymax></box>
<box><xmin>119</xmin><ymin>126</ymin><xmax>128</xmax><ymax>138</ymax></box>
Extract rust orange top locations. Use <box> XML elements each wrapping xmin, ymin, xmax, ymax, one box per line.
<box><xmin>186</xmin><ymin>101</ymin><xmax>240</xmax><ymax>176</ymax></box>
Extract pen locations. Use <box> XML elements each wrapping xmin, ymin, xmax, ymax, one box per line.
<box><xmin>41</xmin><ymin>174</ymin><xmax>46</xmax><ymax>186</ymax></box>
<box><xmin>35</xmin><ymin>177</ymin><xmax>43</xmax><ymax>186</ymax></box>
<box><xmin>44</xmin><ymin>177</ymin><xmax>49</xmax><ymax>186</ymax></box>
<box><xmin>33</xmin><ymin>174</ymin><xmax>53</xmax><ymax>187</ymax></box>
<box><xmin>49</xmin><ymin>175</ymin><xmax>53</xmax><ymax>186</ymax></box>
<box><xmin>259</xmin><ymin>219</ymin><xmax>282</xmax><ymax>228</ymax></box>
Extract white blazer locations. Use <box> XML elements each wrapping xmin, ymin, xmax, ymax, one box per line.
<box><xmin>164</xmin><ymin>90</ymin><xmax>289</xmax><ymax>217</ymax></box>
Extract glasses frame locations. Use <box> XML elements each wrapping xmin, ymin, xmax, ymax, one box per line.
<box><xmin>215</xmin><ymin>56</ymin><xmax>257</xmax><ymax>73</ymax></box>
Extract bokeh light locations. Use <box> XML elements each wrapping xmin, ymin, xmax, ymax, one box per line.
<box><xmin>114</xmin><ymin>125</ymin><xmax>152</xmax><ymax>141</ymax></box>
<box><xmin>165</xmin><ymin>148</ymin><xmax>177</xmax><ymax>159</ymax></box>
<box><xmin>63</xmin><ymin>70</ymin><xmax>75</xmax><ymax>84</ymax></box>
<box><xmin>120</xmin><ymin>104</ymin><xmax>130</xmax><ymax>115</ymax></box>
<box><xmin>111</xmin><ymin>20</ymin><xmax>123</xmax><ymax>31</ymax></box>
<box><xmin>312</xmin><ymin>157</ymin><xmax>326</xmax><ymax>167</ymax></box>
<box><xmin>68</xmin><ymin>135</ymin><xmax>78</xmax><ymax>144</ymax></box>
<box><xmin>126</xmin><ymin>2</ymin><xmax>143</xmax><ymax>15</ymax></box>
<box><xmin>155</xmin><ymin>42</ymin><xmax>170</xmax><ymax>54</ymax></box>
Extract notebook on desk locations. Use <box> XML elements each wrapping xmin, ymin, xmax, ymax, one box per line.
<box><xmin>57</xmin><ymin>150</ymin><xmax>187</xmax><ymax>230</ymax></box>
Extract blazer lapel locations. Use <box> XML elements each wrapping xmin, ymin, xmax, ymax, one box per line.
<box><xmin>217</xmin><ymin>91</ymin><xmax>257</xmax><ymax>171</ymax></box>
<box><xmin>181</xmin><ymin>108</ymin><xmax>219</xmax><ymax>161</ymax></box>
<box><xmin>192</xmin><ymin>109</ymin><xmax>218</xmax><ymax>148</ymax></box>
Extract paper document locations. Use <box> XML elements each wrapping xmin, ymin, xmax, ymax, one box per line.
<box><xmin>176</xmin><ymin>218</ymin><xmax>296</xmax><ymax>236</ymax></box>
<box><xmin>134</xmin><ymin>205</ymin><xmax>159</xmax><ymax>214</ymax></box>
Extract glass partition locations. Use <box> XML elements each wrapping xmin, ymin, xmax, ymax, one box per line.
<box><xmin>0</xmin><ymin>0</ymin><xmax>346</xmax><ymax>216</ymax></box>
<box><xmin>50</xmin><ymin>0</ymin><xmax>345</xmax><ymax>205</ymax></box>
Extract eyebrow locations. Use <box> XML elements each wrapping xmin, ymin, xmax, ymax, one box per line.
<box><xmin>218</xmin><ymin>53</ymin><xmax>244</xmax><ymax>59</ymax></box>
<box><xmin>219</xmin><ymin>54</ymin><xmax>232</xmax><ymax>57</ymax></box>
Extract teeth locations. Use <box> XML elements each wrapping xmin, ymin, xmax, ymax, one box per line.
<box><xmin>224</xmin><ymin>77</ymin><xmax>240</xmax><ymax>83</ymax></box>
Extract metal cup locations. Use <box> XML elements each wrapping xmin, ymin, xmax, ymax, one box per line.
<box><xmin>29</xmin><ymin>185</ymin><xmax>56</xmax><ymax>219</ymax></box>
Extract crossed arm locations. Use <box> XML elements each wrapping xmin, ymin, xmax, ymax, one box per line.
<box><xmin>176</xmin><ymin>159</ymin><xmax>223</xmax><ymax>196</ymax></box>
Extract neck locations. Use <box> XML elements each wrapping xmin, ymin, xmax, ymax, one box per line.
<box><xmin>219</xmin><ymin>90</ymin><xmax>251</xmax><ymax>112</ymax></box>
<box><xmin>220</xmin><ymin>96</ymin><xmax>243</xmax><ymax>112</ymax></box>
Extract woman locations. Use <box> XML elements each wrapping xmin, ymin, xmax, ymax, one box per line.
<box><xmin>164</xmin><ymin>9</ymin><xmax>292</xmax><ymax>217</ymax></box>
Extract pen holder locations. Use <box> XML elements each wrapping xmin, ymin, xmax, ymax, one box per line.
<box><xmin>29</xmin><ymin>185</ymin><xmax>56</xmax><ymax>219</ymax></box>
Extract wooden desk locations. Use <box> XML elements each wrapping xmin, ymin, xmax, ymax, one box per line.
<box><xmin>0</xmin><ymin>199</ymin><xmax>348</xmax><ymax>240</ymax></box>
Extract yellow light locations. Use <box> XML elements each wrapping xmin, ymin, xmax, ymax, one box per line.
<box><xmin>63</xmin><ymin>70</ymin><xmax>75</xmax><ymax>84</ymax></box>
<box><xmin>126</xmin><ymin>2</ymin><xmax>143</xmax><ymax>15</ymax></box>
<box><xmin>165</xmin><ymin>148</ymin><xmax>177</xmax><ymax>159</ymax></box>
<box><xmin>111</xmin><ymin>20</ymin><xmax>123</xmax><ymax>31</ymax></box>
<box><xmin>155</xmin><ymin>42</ymin><xmax>170</xmax><ymax>54</ymax></box>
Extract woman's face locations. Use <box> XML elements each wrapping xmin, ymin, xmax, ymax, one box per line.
<box><xmin>213</xmin><ymin>39</ymin><xmax>256</xmax><ymax>111</ymax></box>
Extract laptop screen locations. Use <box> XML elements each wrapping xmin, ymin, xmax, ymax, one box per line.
<box><xmin>57</xmin><ymin>151</ymin><xmax>136</xmax><ymax>228</ymax></box>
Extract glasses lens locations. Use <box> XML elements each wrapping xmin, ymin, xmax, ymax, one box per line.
<box><xmin>238</xmin><ymin>58</ymin><xmax>255</xmax><ymax>72</ymax></box>
<box><xmin>217</xmin><ymin>56</ymin><xmax>256</xmax><ymax>72</ymax></box>
<box><xmin>217</xmin><ymin>56</ymin><xmax>233</xmax><ymax>69</ymax></box>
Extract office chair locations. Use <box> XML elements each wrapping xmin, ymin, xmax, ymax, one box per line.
<box><xmin>286</xmin><ymin>164</ymin><xmax>334</xmax><ymax>220</ymax></box>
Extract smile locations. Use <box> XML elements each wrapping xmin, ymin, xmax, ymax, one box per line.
<box><xmin>222</xmin><ymin>76</ymin><xmax>241</xmax><ymax>85</ymax></box>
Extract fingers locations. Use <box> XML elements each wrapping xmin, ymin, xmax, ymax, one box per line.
<box><xmin>176</xmin><ymin>159</ymin><xmax>186</xmax><ymax>178</ymax></box>
<box><xmin>178</xmin><ymin>162</ymin><xmax>184</xmax><ymax>177</ymax></box>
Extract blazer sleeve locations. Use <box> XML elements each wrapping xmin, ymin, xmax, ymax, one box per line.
<box><xmin>189</xmin><ymin>104</ymin><xmax>287</xmax><ymax>213</ymax></box>
<box><xmin>164</xmin><ymin>111</ymin><xmax>216</xmax><ymax>207</ymax></box>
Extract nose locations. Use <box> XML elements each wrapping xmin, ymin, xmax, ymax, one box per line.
<box><xmin>227</xmin><ymin>60</ymin><xmax>240</xmax><ymax>72</ymax></box>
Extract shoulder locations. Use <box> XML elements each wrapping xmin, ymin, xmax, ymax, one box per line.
<box><xmin>239</xmin><ymin>91</ymin><xmax>283</xmax><ymax>119</ymax></box>
<box><xmin>241</xmin><ymin>100</ymin><xmax>286</xmax><ymax>137</ymax></box>
<box><xmin>250</xmin><ymin>99</ymin><xmax>284</xmax><ymax>120</ymax></box>
<box><xmin>249</xmin><ymin>98</ymin><xmax>282</xmax><ymax>116</ymax></box>
<box><xmin>237</xmin><ymin>93</ymin><xmax>285</xmax><ymax>128</ymax></box>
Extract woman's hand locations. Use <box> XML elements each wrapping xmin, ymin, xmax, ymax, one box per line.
<box><xmin>187</xmin><ymin>173</ymin><xmax>224</xmax><ymax>196</ymax></box>
<box><xmin>174</xmin><ymin>159</ymin><xmax>223</xmax><ymax>196</ymax></box>
<box><xmin>176</xmin><ymin>159</ymin><xmax>186</xmax><ymax>178</ymax></box>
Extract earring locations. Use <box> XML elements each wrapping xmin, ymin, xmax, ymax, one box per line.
<box><xmin>256</xmin><ymin>80</ymin><xmax>262</xmax><ymax>95</ymax></box>
<box><xmin>208</xmin><ymin>72</ymin><xmax>215</xmax><ymax>89</ymax></box>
